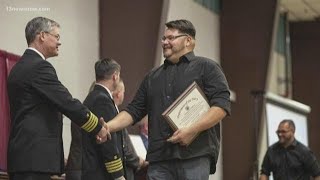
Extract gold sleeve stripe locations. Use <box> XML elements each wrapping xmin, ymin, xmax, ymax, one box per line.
<box><xmin>105</xmin><ymin>158</ymin><xmax>122</xmax><ymax>166</ymax></box>
<box><xmin>107</xmin><ymin>164</ymin><xmax>123</xmax><ymax>173</ymax></box>
<box><xmin>105</xmin><ymin>160</ymin><xmax>123</xmax><ymax>173</ymax></box>
<box><xmin>81</xmin><ymin>112</ymin><xmax>98</xmax><ymax>132</ymax></box>
<box><xmin>82</xmin><ymin>113</ymin><xmax>96</xmax><ymax>132</ymax></box>
<box><xmin>87</xmin><ymin>114</ymin><xmax>97</xmax><ymax>130</ymax></box>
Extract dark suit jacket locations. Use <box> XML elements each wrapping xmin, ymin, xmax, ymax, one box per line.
<box><xmin>66</xmin><ymin>84</ymin><xmax>124</xmax><ymax>180</ymax></box>
<box><xmin>7</xmin><ymin>49</ymin><xmax>102</xmax><ymax>174</ymax></box>
<box><xmin>123</xmin><ymin>129</ymin><xmax>140</xmax><ymax>180</ymax></box>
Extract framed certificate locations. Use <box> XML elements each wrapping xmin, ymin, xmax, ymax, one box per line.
<box><xmin>162</xmin><ymin>81</ymin><xmax>210</xmax><ymax>131</ymax></box>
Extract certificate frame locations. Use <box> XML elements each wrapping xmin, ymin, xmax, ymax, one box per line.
<box><xmin>162</xmin><ymin>81</ymin><xmax>210</xmax><ymax>131</ymax></box>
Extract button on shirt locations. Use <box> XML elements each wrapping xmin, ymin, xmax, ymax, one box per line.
<box><xmin>124</xmin><ymin>51</ymin><xmax>231</xmax><ymax>164</ymax></box>
<box><xmin>261</xmin><ymin>139</ymin><xmax>320</xmax><ymax>180</ymax></box>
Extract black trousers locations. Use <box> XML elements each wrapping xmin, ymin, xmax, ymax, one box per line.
<box><xmin>9</xmin><ymin>172</ymin><xmax>52</xmax><ymax>180</ymax></box>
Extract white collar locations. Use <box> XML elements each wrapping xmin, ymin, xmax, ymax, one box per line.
<box><xmin>114</xmin><ymin>104</ymin><xmax>119</xmax><ymax>113</ymax></box>
<box><xmin>27</xmin><ymin>47</ymin><xmax>46</xmax><ymax>60</ymax></box>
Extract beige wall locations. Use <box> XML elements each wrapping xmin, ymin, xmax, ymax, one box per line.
<box><xmin>0</xmin><ymin>0</ymin><xmax>99</xmax><ymax>157</ymax></box>
<box><xmin>266</xmin><ymin>51</ymin><xmax>289</xmax><ymax>97</ymax></box>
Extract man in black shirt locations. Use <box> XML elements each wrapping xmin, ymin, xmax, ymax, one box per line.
<box><xmin>260</xmin><ymin>119</ymin><xmax>320</xmax><ymax>180</ymax></box>
<box><xmin>106</xmin><ymin>19</ymin><xmax>231</xmax><ymax>179</ymax></box>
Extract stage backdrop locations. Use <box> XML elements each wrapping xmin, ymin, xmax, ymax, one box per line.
<box><xmin>0</xmin><ymin>49</ymin><xmax>20</xmax><ymax>171</ymax></box>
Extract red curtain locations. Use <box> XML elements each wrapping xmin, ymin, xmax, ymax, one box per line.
<box><xmin>0</xmin><ymin>49</ymin><xmax>20</xmax><ymax>171</ymax></box>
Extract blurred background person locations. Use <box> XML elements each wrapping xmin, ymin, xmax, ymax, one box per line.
<box><xmin>260</xmin><ymin>119</ymin><xmax>320</xmax><ymax>180</ymax></box>
<box><xmin>113</xmin><ymin>79</ymin><xmax>148</xmax><ymax>180</ymax></box>
<box><xmin>138</xmin><ymin>116</ymin><xmax>148</xmax><ymax>151</ymax></box>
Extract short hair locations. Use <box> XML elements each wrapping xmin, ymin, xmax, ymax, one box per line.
<box><xmin>165</xmin><ymin>19</ymin><xmax>196</xmax><ymax>39</ymax></box>
<box><xmin>95</xmin><ymin>58</ymin><xmax>121</xmax><ymax>81</ymax></box>
<box><xmin>25</xmin><ymin>17</ymin><xmax>60</xmax><ymax>45</ymax></box>
<box><xmin>280</xmin><ymin>119</ymin><xmax>296</xmax><ymax>132</ymax></box>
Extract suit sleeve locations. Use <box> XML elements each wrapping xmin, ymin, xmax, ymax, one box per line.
<box><xmin>31</xmin><ymin>60</ymin><xmax>102</xmax><ymax>135</ymax></box>
<box><xmin>92</xmin><ymin>96</ymin><xmax>124</xmax><ymax>179</ymax></box>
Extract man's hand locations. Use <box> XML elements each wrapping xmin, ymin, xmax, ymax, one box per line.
<box><xmin>138</xmin><ymin>157</ymin><xmax>149</xmax><ymax>170</ymax></box>
<box><xmin>96</xmin><ymin>117</ymin><xmax>111</xmax><ymax>143</ymax></box>
<box><xmin>167</xmin><ymin>127</ymin><xmax>197</xmax><ymax>146</ymax></box>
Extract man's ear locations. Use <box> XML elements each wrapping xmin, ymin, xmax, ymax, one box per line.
<box><xmin>186</xmin><ymin>36</ymin><xmax>192</xmax><ymax>47</ymax></box>
<box><xmin>112</xmin><ymin>72</ymin><xmax>117</xmax><ymax>81</ymax></box>
<box><xmin>39</xmin><ymin>31</ymin><xmax>46</xmax><ymax>42</ymax></box>
<box><xmin>115</xmin><ymin>92</ymin><xmax>120</xmax><ymax>99</ymax></box>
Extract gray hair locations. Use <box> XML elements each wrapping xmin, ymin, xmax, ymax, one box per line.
<box><xmin>25</xmin><ymin>17</ymin><xmax>60</xmax><ymax>45</ymax></box>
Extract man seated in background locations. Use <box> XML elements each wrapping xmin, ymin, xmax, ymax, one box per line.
<box><xmin>112</xmin><ymin>79</ymin><xmax>148</xmax><ymax>180</ymax></box>
<box><xmin>138</xmin><ymin>116</ymin><xmax>149</xmax><ymax>151</ymax></box>
<box><xmin>260</xmin><ymin>119</ymin><xmax>320</xmax><ymax>180</ymax></box>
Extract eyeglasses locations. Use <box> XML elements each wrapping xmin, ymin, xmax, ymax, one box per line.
<box><xmin>45</xmin><ymin>32</ymin><xmax>60</xmax><ymax>41</ymax></box>
<box><xmin>276</xmin><ymin>130</ymin><xmax>290</xmax><ymax>134</ymax></box>
<box><xmin>161</xmin><ymin>34</ymin><xmax>188</xmax><ymax>42</ymax></box>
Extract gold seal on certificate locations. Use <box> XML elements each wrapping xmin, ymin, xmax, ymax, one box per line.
<box><xmin>162</xmin><ymin>81</ymin><xmax>210</xmax><ymax>131</ymax></box>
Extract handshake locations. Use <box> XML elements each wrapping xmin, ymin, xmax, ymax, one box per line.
<box><xmin>96</xmin><ymin>117</ymin><xmax>111</xmax><ymax>143</ymax></box>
